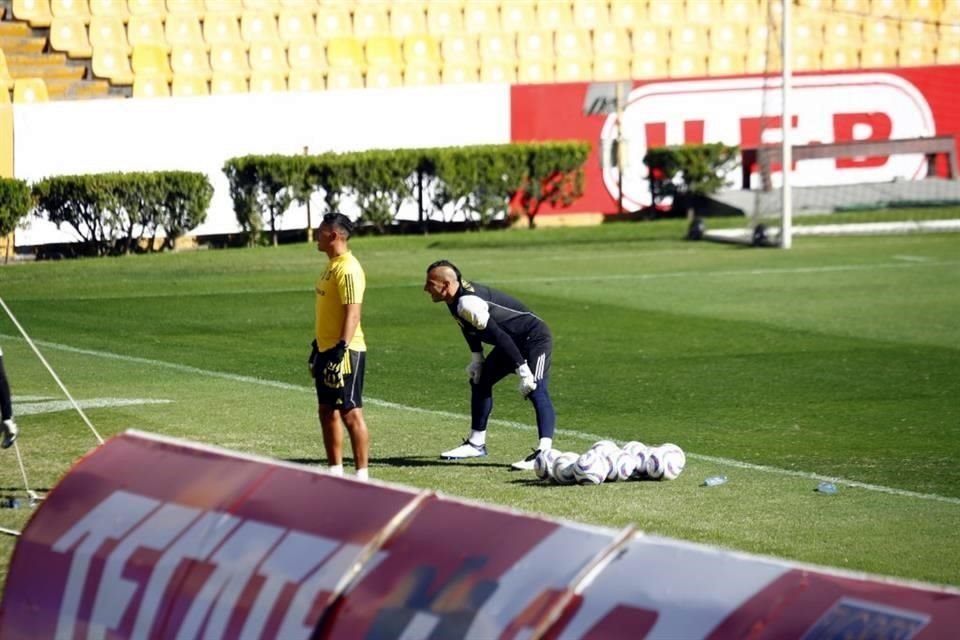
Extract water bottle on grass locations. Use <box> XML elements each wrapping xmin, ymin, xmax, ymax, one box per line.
<box><xmin>703</xmin><ymin>475</ymin><xmax>728</xmax><ymax>487</ymax></box>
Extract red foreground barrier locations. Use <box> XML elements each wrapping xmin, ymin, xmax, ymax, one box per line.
<box><xmin>0</xmin><ymin>431</ymin><xmax>956</xmax><ymax>639</ymax></box>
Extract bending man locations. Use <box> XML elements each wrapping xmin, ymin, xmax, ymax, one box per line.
<box><xmin>424</xmin><ymin>260</ymin><xmax>555</xmax><ymax>470</ymax></box>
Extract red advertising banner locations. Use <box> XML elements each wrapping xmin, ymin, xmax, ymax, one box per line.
<box><xmin>510</xmin><ymin>67</ymin><xmax>960</xmax><ymax>215</ymax></box>
<box><xmin>1</xmin><ymin>432</ymin><xmax>957</xmax><ymax>639</ymax></box>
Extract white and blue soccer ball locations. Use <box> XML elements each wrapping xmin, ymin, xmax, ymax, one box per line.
<box><xmin>591</xmin><ymin>439</ymin><xmax>619</xmax><ymax>454</ymax></box>
<box><xmin>612</xmin><ymin>451</ymin><xmax>637</xmax><ymax>481</ymax></box>
<box><xmin>646</xmin><ymin>443</ymin><xmax>686</xmax><ymax>481</ymax></box>
<box><xmin>573</xmin><ymin>450</ymin><xmax>609</xmax><ymax>485</ymax></box>
<box><xmin>623</xmin><ymin>442</ymin><xmax>649</xmax><ymax>479</ymax></box>
<box><xmin>534</xmin><ymin>449</ymin><xmax>561</xmax><ymax>482</ymax></box>
<box><xmin>552</xmin><ymin>452</ymin><xmax>580</xmax><ymax>485</ymax></box>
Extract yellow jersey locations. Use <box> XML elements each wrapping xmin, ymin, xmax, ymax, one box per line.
<box><xmin>315</xmin><ymin>251</ymin><xmax>366</xmax><ymax>352</ymax></box>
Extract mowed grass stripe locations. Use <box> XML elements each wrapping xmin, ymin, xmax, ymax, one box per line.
<box><xmin>8</xmin><ymin>334</ymin><xmax>959</xmax><ymax>507</ymax></box>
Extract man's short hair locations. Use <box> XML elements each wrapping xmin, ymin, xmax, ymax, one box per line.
<box><xmin>322</xmin><ymin>212</ymin><xmax>354</xmax><ymax>238</ymax></box>
<box><xmin>426</xmin><ymin>259</ymin><xmax>461</xmax><ymax>281</ymax></box>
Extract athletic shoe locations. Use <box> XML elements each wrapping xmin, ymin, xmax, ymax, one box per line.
<box><xmin>441</xmin><ymin>439</ymin><xmax>487</xmax><ymax>459</ymax></box>
<box><xmin>1</xmin><ymin>419</ymin><xmax>17</xmax><ymax>449</ymax></box>
<box><xmin>510</xmin><ymin>448</ymin><xmax>541</xmax><ymax>471</ymax></box>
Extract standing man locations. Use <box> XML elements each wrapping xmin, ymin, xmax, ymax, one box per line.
<box><xmin>309</xmin><ymin>213</ymin><xmax>370</xmax><ymax>480</ymax></box>
<box><xmin>423</xmin><ymin>260</ymin><xmax>556</xmax><ymax>470</ymax></box>
<box><xmin>0</xmin><ymin>346</ymin><xmax>17</xmax><ymax>449</ymax></box>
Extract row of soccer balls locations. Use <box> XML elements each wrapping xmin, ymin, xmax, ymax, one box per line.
<box><xmin>534</xmin><ymin>440</ymin><xmax>686</xmax><ymax>485</ymax></box>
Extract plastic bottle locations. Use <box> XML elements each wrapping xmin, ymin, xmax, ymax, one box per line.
<box><xmin>703</xmin><ymin>475</ymin><xmax>728</xmax><ymax>487</ymax></box>
<box><xmin>816</xmin><ymin>481</ymin><xmax>838</xmax><ymax>495</ymax></box>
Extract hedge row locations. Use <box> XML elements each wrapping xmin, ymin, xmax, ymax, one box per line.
<box><xmin>222</xmin><ymin>142</ymin><xmax>591</xmax><ymax>245</ymax></box>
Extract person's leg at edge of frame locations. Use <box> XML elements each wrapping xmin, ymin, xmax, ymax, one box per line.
<box><xmin>342</xmin><ymin>408</ymin><xmax>369</xmax><ymax>481</ymax></box>
<box><xmin>0</xmin><ymin>353</ymin><xmax>17</xmax><ymax>450</ymax></box>
<box><xmin>319</xmin><ymin>405</ymin><xmax>344</xmax><ymax>477</ymax></box>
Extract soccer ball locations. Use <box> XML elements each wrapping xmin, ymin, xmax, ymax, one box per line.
<box><xmin>645</xmin><ymin>447</ymin><xmax>666</xmax><ymax>480</ymax></box>
<box><xmin>658</xmin><ymin>443</ymin><xmax>686</xmax><ymax>481</ymax></box>
<box><xmin>552</xmin><ymin>452</ymin><xmax>580</xmax><ymax>485</ymax></box>
<box><xmin>623</xmin><ymin>442</ymin><xmax>649</xmax><ymax>479</ymax></box>
<box><xmin>622</xmin><ymin>441</ymin><xmax>647</xmax><ymax>458</ymax></box>
<box><xmin>534</xmin><ymin>449</ymin><xmax>561</xmax><ymax>481</ymax></box>
<box><xmin>591</xmin><ymin>439</ymin><xmax>619</xmax><ymax>454</ymax></box>
<box><xmin>612</xmin><ymin>451</ymin><xmax>637</xmax><ymax>481</ymax></box>
<box><xmin>573</xmin><ymin>450</ymin><xmax>608</xmax><ymax>485</ymax></box>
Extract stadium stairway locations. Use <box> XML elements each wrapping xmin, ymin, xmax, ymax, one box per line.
<box><xmin>0</xmin><ymin>3</ymin><xmax>113</xmax><ymax>100</ymax></box>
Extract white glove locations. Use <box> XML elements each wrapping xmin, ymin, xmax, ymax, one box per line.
<box><xmin>466</xmin><ymin>352</ymin><xmax>484</xmax><ymax>384</ymax></box>
<box><xmin>516</xmin><ymin>362</ymin><xmax>537</xmax><ymax>397</ymax></box>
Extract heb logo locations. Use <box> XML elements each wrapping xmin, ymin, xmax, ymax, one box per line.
<box><xmin>601</xmin><ymin>73</ymin><xmax>936</xmax><ymax>208</ymax></box>
<box><xmin>49</xmin><ymin>489</ymin><xmax>383</xmax><ymax>640</ymax></box>
<box><xmin>801</xmin><ymin>597</ymin><xmax>930</xmax><ymax>640</ymax></box>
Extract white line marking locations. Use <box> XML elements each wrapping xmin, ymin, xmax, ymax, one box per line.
<box><xmin>6</xmin><ymin>334</ymin><xmax>959</xmax><ymax>507</ymax></box>
<box><xmin>893</xmin><ymin>255</ymin><xmax>931</xmax><ymax>262</ymax></box>
<box><xmin>16</xmin><ymin>398</ymin><xmax>171</xmax><ymax>416</ymax></box>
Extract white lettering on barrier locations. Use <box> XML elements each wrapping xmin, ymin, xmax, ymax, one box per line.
<box><xmin>49</xmin><ymin>489</ymin><xmax>387</xmax><ymax>640</ymax></box>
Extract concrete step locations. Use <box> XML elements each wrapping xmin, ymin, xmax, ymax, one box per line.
<box><xmin>0</xmin><ymin>36</ymin><xmax>46</xmax><ymax>54</ymax></box>
<box><xmin>6</xmin><ymin>52</ymin><xmax>70</xmax><ymax>67</ymax></box>
<box><xmin>9</xmin><ymin>63</ymin><xmax>85</xmax><ymax>80</ymax></box>
<box><xmin>49</xmin><ymin>79</ymin><xmax>115</xmax><ymax>100</ymax></box>
<box><xmin>0</xmin><ymin>22</ymin><xmax>33</xmax><ymax>38</ymax></box>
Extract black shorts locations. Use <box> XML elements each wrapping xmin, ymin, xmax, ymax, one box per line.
<box><xmin>481</xmin><ymin>333</ymin><xmax>552</xmax><ymax>385</ymax></box>
<box><xmin>314</xmin><ymin>349</ymin><xmax>366</xmax><ymax>411</ymax></box>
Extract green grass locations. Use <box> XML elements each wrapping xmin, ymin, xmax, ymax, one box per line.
<box><xmin>1</xmin><ymin>221</ymin><xmax>959</xmax><ymax>594</ymax></box>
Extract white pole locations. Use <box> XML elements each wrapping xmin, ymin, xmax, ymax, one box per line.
<box><xmin>780</xmin><ymin>0</ymin><xmax>793</xmax><ymax>249</ymax></box>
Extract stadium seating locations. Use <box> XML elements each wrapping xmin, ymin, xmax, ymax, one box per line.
<box><xmin>13</xmin><ymin>76</ymin><xmax>50</xmax><ymax>102</ymax></box>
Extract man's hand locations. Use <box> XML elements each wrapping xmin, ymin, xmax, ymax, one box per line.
<box><xmin>516</xmin><ymin>362</ymin><xmax>537</xmax><ymax>397</ymax></box>
<box><xmin>308</xmin><ymin>340</ymin><xmax>320</xmax><ymax>378</ymax></box>
<box><xmin>321</xmin><ymin>341</ymin><xmax>348</xmax><ymax>389</ymax></box>
<box><xmin>465</xmin><ymin>352</ymin><xmax>484</xmax><ymax>384</ymax></box>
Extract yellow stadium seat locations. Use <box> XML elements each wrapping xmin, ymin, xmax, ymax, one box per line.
<box><xmin>315</xmin><ymin>5</ymin><xmax>351</xmax><ymax>38</ymax></box>
<box><xmin>592</xmin><ymin>26</ymin><xmax>630</xmax><ymax>60</ymax></box>
<box><xmin>478</xmin><ymin>32</ymin><xmax>516</xmax><ymax>63</ymax></box>
<box><xmin>710</xmin><ymin>23</ymin><xmax>746</xmax><ymax>53</ymax></box>
<box><xmin>13</xmin><ymin>77</ymin><xmax>50</xmax><ymax>102</ymax></box>
<box><xmin>746</xmin><ymin>22</ymin><xmax>773</xmax><ymax>51</ymax></box>
<box><xmin>282</xmin><ymin>0</ymin><xmax>319</xmax><ymax>7</ymax></box>
<box><xmin>945</xmin><ymin>0</ymin><xmax>960</xmax><ymax>18</ymax></box>
<box><xmin>535</xmin><ymin>1</ymin><xmax>572</xmax><ymax>30</ymax></box>
<box><xmin>166</xmin><ymin>0</ymin><xmax>205</xmax><ymax>18</ymax></box>
<box><xmin>517</xmin><ymin>59</ymin><xmax>554</xmax><ymax>84</ymax></box>
<box><xmin>50</xmin><ymin>16</ymin><xmax>93</xmax><ymax>57</ymax></box>
<box><xmin>647</xmin><ymin>0</ymin><xmax>681</xmax><ymax>25</ymax></box>
<box><xmin>516</xmin><ymin>29</ymin><xmax>553</xmax><ymax>62</ymax></box>
<box><xmin>908</xmin><ymin>0</ymin><xmax>941</xmax><ymax>18</ymax></box>
<box><xmin>685</xmin><ymin>0</ymin><xmax>720</xmax><ymax>25</ymax></box>
<box><xmin>404</xmin><ymin>61</ymin><xmax>441</xmax><ymax>86</ymax></box>
<box><xmin>390</xmin><ymin>2</ymin><xmax>427</xmax><ymax>38</ymax></box>
<box><xmin>823</xmin><ymin>15</ymin><xmax>861</xmax><ymax>46</ymax></box>
<box><xmin>572</xmin><ymin>0</ymin><xmax>608</xmax><ymax>30</ymax></box>
<box><xmin>171</xmin><ymin>74</ymin><xmax>209</xmax><ymax>96</ymax></box>
<box><xmin>834</xmin><ymin>0</ymin><xmax>870</xmax><ymax>11</ymax></box>
<box><xmin>278</xmin><ymin>9</ymin><xmax>314</xmax><ymax>42</ymax></box>
<box><xmin>900</xmin><ymin>19</ymin><xmax>937</xmax><ymax>45</ymax></box>
<box><xmin>210</xmin><ymin>72</ymin><xmax>248</xmax><ymax>94</ymax></box>
<box><xmin>132</xmin><ymin>43</ymin><xmax>172</xmax><ymax>79</ymax></box>
<box><xmin>821</xmin><ymin>45</ymin><xmax>859</xmax><ymax>70</ymax></box>
<box><xmin>127</xmin><ymin>0</ymin><xmax>164</xmax><ymax>19</ymax></box>
<box><xmin>608</xmin><ymin>0</ymin><xmax>646</xmax><ymax>29</ymax></box>
<box><xmin>427</xmin><ymin>3</ymin><xmax>464</xmax><ymax>35</ymax></box>
<box><xmin>720</xmin><ymin>0</ymin><xmax>756</xmax><ymax>25</ymax></box>
<box><xmin>249</xmin><ymin>41</ymin><xmax>287</xmax><ymax>73</ymax></box>
<box><xmin>128</xmin><ymin>15</ymin><xmax>168</xmax><ymax>51</ymax></box>
<box><xmin>441</xmin><ymin>61</ymin><xmax>479</xmax><ymax>83</ymax></box>
<box><xmin>287</xmin><ymin>68</ymin><xmax>325</xmax><ymax>91</ymax></box>
<box><xmin>669</xmin><ymin>52</ymin><xmax>706</xmax><ymax>77</ymax></box>
<box><xmin>243</xmin><ymin>0</ymin><xmax>280</xmax><ymax>11</ymax></box>
<box><xmin>364</xmin><ymin>34</ymin><xmax>402</xmax><ymax>68</ymax></box>
<box><xmin>287</xmin><ymin>38</ymin><xmax>326</xmax><ymax>70</ymax></box>
<box><xmin>366</xmin><ymin>64</ymin><xmax>402</xmax><ymax>88</ymax></box>
<box><xmin>170</xmin><ymin>43</ymin><xmax>212</xmax><ymax>78</ymax></box>
<box><xmin>205</xmin><ymin>0</ymin><xmax>240</xmax><ymax>13</ymax></box>
<box><xmin>554</xmin><ymin>28</ymin><xmax>590</xmax><ymax>61</ymax></box>
<box><xmin>133</xmin><ymin>74</ymin><xmax>170</xmax><ymax>97</ymax></box>
<box><xmin>862</xmin><ymin>17</ymin><xmax>899</xmax><ymax>43</ymax></box>
<box><xmin>935</xmin><ymin>41</ymin><xmax>960</xmax><ymax>64</ymax></box>
<box><xmin>479</xmin><ymin>59</ymin><xmax>516</xmax><ymax>83</ymax></box>
<box><xmin>706</xmin><ymin>51</ymin><xmax>744</xmax><ymax>75</ymax></box>
<box><xmin>327</xmin><ymin>35</ymin><xmax>365</xmax><ymax>69</ymax></box>
<box><xmin>792</xmin><ymin>48</ymin><xmax>820</xmax><ymax>71</ymax></box>
<box><xmin>353</xmin><ymin>4</ymin><xmax>390</xmax><ymax>38</ymax></box>
<box><xmin>745</xmin><ymin>48</ymin><xmax>781</xmax><ymax>73</ymax></box>
<box><xmin>210</xmin><ymin>43</ymin><xmax>250</xmax><ymax>74</ymax></box>
<box><xmin>250</xmin><ymin>69</ymin><xmax>287</xmax><ymax>92</ymax></box>
<box><xmin>870</xmin><ymin>0</ymin><xmax>907</xmax><ymax>16</ymax></box>
<box><xmin>860</xmin><ymin>42</ymin><xmax>897</xmax><ymax>67</ymax></box>
<box><xmin>165</xmin><ymin>15</ymin><xmax>205</xmax><ymax>48</ymax></box>
<box><xmin>89</xmin><ymin>0</ymin><xmax>128</xmax><ymax>22</ymax></box>
<box><xmin>592</xmin><ymin>54</ymin><xmax>629</xmax><ymax>80</ymax></box>
<box><xmin>898</xmin><ymin>43</ymin><xmax>935</xmax><ymax>66</ymax></box>
<box><xmin>631</xmin><ymin>54</ymin><xmax>668</xmax><ymax>80</ymax></box>
<box><xmin>631</xmin><ymin>25</ymin><xmax>670</xmax><ymax>55</ymax></box>
<box><xmin>13</xmin><ymin>0</ymin><xmax>53</xmax><ymax>27</ymax></box>
<box><xmin>51</xmin><ymin>0</ymin><xmax>91</xmax><ymax>22</ymax></box>
<box><xmin>464</xmin><ymin>1</ymin><xmax>499</xmax><ymax>34</ymax></box>
<box><xmin>0</xmin><ymin>51</ymin><xmax>15</xmax><ymax>91</ymax></box>
<box><xmin>671</xmin><ymin>25</ymin><xmax>709</xmax><ymax>53</ymax></box>
<box><xmin>204</xmin><ymin>13</ymin><xmax>244</xmax><ymax>47</ymax></box>
<box><xmin>940</xmin><ymin>21</ymin><xmax>960</xmax><ymax>43</ymax></box>
<box><xmin>90</xmin><ymin>15</ymin><xmax>129</xmax><ymax>51</ymax></box>
<box><xmin>92</xmin><ymin>45</ymin><xmax>135</xmax><ymax>83</ymax></box>
<box><xmin>241</xmin><ymin>10</ymin><xmax>281</xmax><ymax>44</ymax></box>
<box><xmin>555</xmin><ymin>58</ymin><xmax>590</xmax><ymax>82</ymax></box>
<box><xmin>500</xmin><ymin>2</ymin><xmax>534</xmax><ymax>33</ymax></box>
<box><xmin>403</xmin><ymin>34</ymin><xmax>440</xmax><ymax>65</ymax></box>
<box><xmin>326</xmin><ymin>66</ymin><xmax>363</xmax><ymax>89</ymax></box>
<box><xmin>441</xmin><ymin>33</ymin><xmax>478</xmax><ymax>65</ymax></box>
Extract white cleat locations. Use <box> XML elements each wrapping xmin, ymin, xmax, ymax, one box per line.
<box><xmin>441</xmin><ymin>439</ymin><xmax>488</xmax><ymax>459</ymax></box>
<box><xmin>510</xmin><ymin>449</ymin><xmax>541</xmax><ymax>471</ymax></box>
<box><xmin>1</xmin><ymin>419</ymin><xmax>17</xmax><ymax>450</ymax></box>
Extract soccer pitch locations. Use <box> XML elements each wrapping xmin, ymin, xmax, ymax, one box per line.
<box><xmin>1</xmin><ymin>220</ymin><xmax>958</xmax><ymax>593</ymax></box>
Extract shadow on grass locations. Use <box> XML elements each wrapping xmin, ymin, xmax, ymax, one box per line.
<box><xmin>284</xmin><ymin>455</ymin><xmax>509</xmax><ymax>470</ymax></box>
